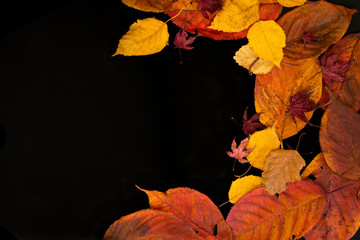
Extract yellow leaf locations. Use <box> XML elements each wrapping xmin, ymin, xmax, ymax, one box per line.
<box><xmin>228</xmin><ymin>175</ymin><xmax>263</xmax><ymax>204</ymax></box>
<box><xmin>234</xmin><ymin>44</ymin><xmax>276</xmax><ymax>74</ymax></box>
<box><xmin>122</xmin><ymin>0</ymin><xmax>173</xmax><ymax>12</ymax></box>
<box><xmin>277</xmin><ymin>0</ymin><xmax>306</xmax><ymax>8</ymax></box>
<box><xmin>208</xmin><ymin>0</ymin><xmax>260</xmax><ymax>33</ymax></box>
<box><xmin>301</xmin><ymin>153</ymin><xmax>326</xmax><ymax>179</ymax></box>
<box><xmin>262</xmin><ymin>150</ymin><xmax>306</xmax><ymax>195</ymax></box>
<box><xmin>247</xmin><ymin>20</ymin><xmax>286</xmax><ymax>67</ymax></box>
<box><xmin>246</xmin><ymin>126</ymin><xmax>281</xmax><ymax>170</ymax></box>
<box><xmin>113</xmin><ymin>18</ymin><xmax>169</xmax><ymax>56</ymax></box>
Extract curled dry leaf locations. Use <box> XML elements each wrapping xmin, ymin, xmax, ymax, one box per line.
<box><xmin>168</xmin><ymin>0</ymin><xmax>283</xmax><ymax>40</ymax></box>
<box><xmin>228</xmin><ymin>175</ymin><xmax>263</xmax><ymax>204</ymax></box>
<box><xmin>277</xmin><ymin>1</ymin><xmax>356</xmax><ymax>63</ymax></box>
<box><xmin>140</xmin><ymin>187</ymin><xmax>233</xmax><ymax>239</ymax></box>
<box><xmin>247</xmin><ymin>20</ymin><xmax>286</xmax><ymax>67</ymax></box>
<box><xmin>112</xmin><ymin>18</ymin><xmax>169</xmax><ymax>56</ymax></box>
<box><xmin>255</xmin><ymin>58</ymin><xmax>322</xmax><ymax>139</ymax></box>
<box><xmin>304</xmin><ymin>161</ymin><xmax>360</xmax><ymax>240</ymax></box>
<box><xmin>233</xmin><ymin>44</ymin><xmax>276</xmax><ymax>75</ymax></box>
<box><xmin>226</xmin><ymin>181</ymin><xmax>326</xmax><ymax>240</ymax></box>
<box><xmin>245</xmin><ymin>126</ymin><xmax>281</xmax><ymax>170</ymax></box>
<box><xmin>121</xmin><ymin>0</ymin><xmax>173</xmax><ymax>12</ymax></box>
<box><xmin>104</xmin><ymin>209</ymin><xmax>204</xmax><ymax>240</ymax></box>
<box><xmin>262</xmin><ymin>149</ymin><xmax>306</xmax><ymax>195</ymax></box>
<box><xmin>319</xmin><ymin>92</ymin><xmax>360</xmax><ymax>180</ymax></box>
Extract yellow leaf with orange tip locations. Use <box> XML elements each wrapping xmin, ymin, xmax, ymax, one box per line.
<box><xmin>301</xmin><ymin>153</ymin><xmax>326</xmax><ymax>179</ymax></box>
<box><xmin>112</xmin><ymin>18</ymin><xmax>169</xmax><ymax>56</ymax></box>
<box><xmin>262</xmin><ymin>150</ymin><xmax>306</xmax><ymax>195</ymax></box>
<box><xmin>255</xmin><ymin>58</ymin><xmax>322</xmax><ymax>140</ymax></box>
<box><xmin>228</xmin><ymin>175</ymin><xmax>263</xmax><ymax>204</ymax></box>
<box><xmin>277</xmin><ymin>0</ymin><xmax>306</xmax><ymax>8</ymax></box>
<box><xmin>208</xmin><ymin>0</ymin><xmax>260</xmax><ymax>33</ymax></box>
<box><xmin>247</xmin><ymin>20</ymin><xmax>286</xmax><ymax>67</ymax></box>
<box><xmin>234</xmin><ymin>44</ymin><xmax>276</xmax><ymax>74</ymax></box>
<box><xmin>245</xmin><ymin>126</ymin><xmax>281</xmax><ymax>170</ymax></box>
<box><xmin>122</xmin><ymin>0</ymin><xmax>173</xmax><ymax>12</ymax></box>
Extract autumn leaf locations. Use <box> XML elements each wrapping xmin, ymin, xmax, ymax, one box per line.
<box><xmin>301</xmin><ymin>153</ymin><xmax>326</xmax><ymax>179</ymax></box>
<box><xmin>174</xmin><ymin>30</ymin><xmax>196</xmax><ymax>50</ymax></box>
<box><xmin>112</xmin><ymin>18</ymin><xmax>169</xmax><ymax>56</ymax></box>
<box><xmin>319</xmin><ymin>92</ymin><xmax>360</xmax><ymax>180</ymax></box>
<box><xmin>227</xmin><ymin>137</ymin><xmax>253</xmax><ymax>170</ymax></box>
<box><xmin>104</xmin><ymin>209</ymin><xmax>204</xmax><ymax>240</ymax></box>
<box><xmin>304</xmin><ymin>162</ymin><xmax>360</xmax><ymax>240</ymax></box>
<box><xmin>318</xmin><ymin>33</ymin><xmax>360</xmax><ymax>110</ymax></box>
<box><xmin>228</xmin><ymin>175</ymin><xmax>263</xmax><ymax>204</ymax></box>
<box><xmin>262</xmin><ymin>149</ymin><xmax>306</xmax><ymax>195</ymax></box>
<box><xmin>255</xmin><ymin>58</ymin><xmax>322</xmax><ymax>139</ymax></box>
<box><xmin>199</xmin><ymin>0</ymin><xmax>222</xmax><ymax>19</ymax></box>
<box><xmin>226</xmin><ymin>181</ymin><xmax>326</xmax><ymax>239</ymax></box>
<box><xmin>233</xmin><ymin>44</ymin><xmax>276</xmax><ymax>75</ymax></box>
<box><xmin>287</xmin><ymin>90</ymin><xmax>318</xmax><ymax>125</ymax></box>
<box><xmin>247</xmin><ymin>20</ymin><xmax>286</xmax><ymax>67</ymax></box>
<box><xmin>140</xmin><ymin>187</ymin><xmax>233</xmax><ymax>239</ymax></box>
<box><xmin>320</xmin><ymin>53</ymin><xmax>351</xmax><ymax>85</ymax></box>
<box><xmin>121</xmin><ymin>0</ymin><xmax>173</xmax><ymax>12</ymax></box>
<box><xmin>278</xmin><ymin>1</ymin><xmax>356</xmax><ymax>63</ymax></box>
<box><xmin>242</xmin><ymin>108</ymin><xmax>266</xmax><ymax>135</ymax></box>
<box><xmin>209</xmin><ymin>0</ymin><xmax>260</xmax><ymax>33</ymax></box>
<box><xmin>277</xmin><ymin>0</ymin><xmax>305</xmax><ymax>8</ymax></box>
<box><xmin>245</xmin><ymin>126</ymin><xmax>281</xmax><ymax>170</ymax></box>
<box><xmin>168</xmin><ymin>0</ymin><xmax>282</xmax><ymax>40</ymax></box>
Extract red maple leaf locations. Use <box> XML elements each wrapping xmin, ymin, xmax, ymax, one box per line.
<box><xmin>199</xmin><ymin>0</ymin><xmax>222</xmax><ymax>19</ymax></box>
<box><xmin>242</xmin><ymin>108</ymin><xmax>266</xmax><ymax>136</ymax></box>
<box><xmin>174</xmin><ymin>30</ymin><xmax>196</xmax><ymax>50</ymax></box>
<box><xmin>287</xmin><ymin>90</ymin><xmax>318</xmax><ymax>125</ymax></box>
<box><xmin>227</xmin><ymin>137</ymin><xmax>253</xmax><ymax>170</ymax></box>
<box><xmin>319</xmin><ymin>53</ymin><xmax>351</xmax><ymax>85</ymax></box>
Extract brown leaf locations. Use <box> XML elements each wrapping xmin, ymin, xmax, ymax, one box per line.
<box><xmin>277</xmin><ymin>1</ymin><xmax>356</xmax><ymax>63</ymax></box>
<box><xmin>320</xmin><ymin>92</ymin><xmax>360</xmax><ymax>180</ymax></box>
<box><xmin>262</xmin><ymin>149</ymin><xmax>306</xmax><ymax>195</ymax></box>
<box><xmin>140</xmin><ymin>187</ymin><xmax>233</xmax><ymax>239</ymax></box>
<box><xmin>104</xmin><ymin>209</ymin><xmax>204</xmax><ymax>239</ymax></box>
<box><xmin>226</xmin><ymin>181</ymin><xmax>326</xmax><ymax>240</ymax></box>
<box><xmin>304</xmin><ymin>161</ymin><xmax>360</xmax><ymax>240</ymax></box>
<box><xmin>255</xmin><ymin>58</ymin><xmax>322</xmax><ymax>140</ymax></box>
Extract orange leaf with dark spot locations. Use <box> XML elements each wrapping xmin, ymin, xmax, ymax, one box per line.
<box><xmin>140</xmin><ymin>187</ymin><xmax>233</xmax><ymax>239</ymax></box>
<box><xmin>304</xmin><ymin>159</ymin><xmax>360</xmax><ymax>240</ymax></box>
<box><xmin>167</xmin><ymin>0</ymin><xmax>282</xmax><ymax>40</ymax></box>
<box><xmin>319</xmin><ymin>92</ymin><xmax>360</xmax><ymax>180</ymax></box>
<box><xmin>277</xmin><ymin>1</ymin><xmax>356</xmax><ymax>63</ymax></box>
<box><xmin>226</xmin><ymin>181</ymin><xmax>326</xmax><ymax>240</ymax></box>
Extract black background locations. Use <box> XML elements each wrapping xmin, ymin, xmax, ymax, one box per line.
<box><xmin>0</xmin><ymin>1</ymin><xmax>359</xmax><ymax>239</ymax></box>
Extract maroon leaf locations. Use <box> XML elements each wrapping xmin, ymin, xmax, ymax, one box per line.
<box><xmin>319</xmin><ymin>53</ymin><xmax>351</xmax><ymax>85</ymax></box>
<box><xmin>242</xmin><ymin>109</ymin><xmax>266</xmax><ymax>136</ymax></box>
<box><xmin>199</xmin><ymin>0</ymin><xmax>222</xmax><ymax>19</ymax></box>
<box><xmin>287</xmin><ymin>90</ymin><xmax>318</xmax><ymax>125</ymax></box>
<box><xmin>302</xmin><ymin>31</ymin><xmax>319</xmax><ymax>45</ymax></box>
<box><xmin>174</xmin><ymin>30</ymin><xmax>196</xmax><ymax>50</ymax></box>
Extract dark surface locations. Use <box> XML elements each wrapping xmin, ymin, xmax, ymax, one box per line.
<box><xmin>0</xmin><ymin>1</ymin><xmax>359</xmax><ymax>239</ymax></box>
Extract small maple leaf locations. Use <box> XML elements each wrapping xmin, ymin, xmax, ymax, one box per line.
<box><xmin>302</xmin><ymin>31</ymin><xmax>318</xmax><ymax>45</ymax></box>
<box><xmin>242</xmin><ymin>108</ymin><xmax>266</xmax><ymax>136</ymax></box>
<box><xmin>319</xmin><ymin>53</ymin><xmax>351</xmax><ymax>85</ymax></box>
<box><xmin>174</xmin><ymin>30</ymin><xmax>196</xmax><ymax>50</ymax></box>
<box><xmin>199</xmin><ymin>0</ymin><xmax>222</xmax><ymax>19</ymax></box>
<box><xmin>227</xmin><ymin>137</ymin><xmax>254</xmax><ymax>170</ymax></box>
<box><xmin>287</xmin><ymin>90</ymin><xmax>318</xmax><ymax>125</ymax></box>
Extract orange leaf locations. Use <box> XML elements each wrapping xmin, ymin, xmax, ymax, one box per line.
<box><xmin>304</xmin><ymin>162</ymin><xmax>360</xmax><ymax>240</ymax></box>
<box><xmin>319</xmin><ymin>93</ymin><xmax>360</xmax><ymax>180</ymax></box>
<box><xmin>226</xmin><ymin>181</ymin><xmax>326</xmax><ymax>240</ymax></box>
<box><xmin>104</xmin><ymin>209</ymin><xmax>204</xmax><ymax>239</ymax></box>
<box><xmin>255</xmin><ymin>58</ymin><xmax>322</xmax><ymax>140</ymax></box>
<box><xmin>122</xmin><ymin>0</ymin><xmax>173</xmax><ymax>12</ymax></box>
<box><xmin>167</xmin><ymin>0</ymin><xmax>282</xmax><ymax>40</ymax></box>
<box><xmin>301</xmin><ymin>153</ymin><xmax>326</xmax><ymax>179</ymax></box>
<box><xmin>140</xmin><ymin>187</ymin><xmax>233</xmax><ymax>239</ymax></box>
<box><xmin>318</xmin><ymin>33</ymin><xmax>360</xmax><ymax>110</ymax></box>
<box><xmin>262</xmin><ymin>149</ymin><xmax>306</xmax><ymax>195</ymax></box>
<box><xmin>277</xmin><ymin>1</ymin><xmax>356</xmax><ymax>63</ymax></box>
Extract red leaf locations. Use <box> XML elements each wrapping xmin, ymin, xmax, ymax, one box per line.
<box><xmin>287</xmin><ymin>90</ymin><xmax>318</xmax><ymax>125</ymax></box>
<box><xmin>227</xmin><ymin>137</ymin><xmax>253</xmax><ymax>170</ymax></box>
<box><xmin>199</xmin><ymin>0</ymin><xmax>222</xmax><ymax>19</ymax></box>
<box><xmin>320</xmin><ymin>53</ymin><xmax>351</xmax><ymax>85</ymax></box>
<box><xmin>174</xmin><ymin>30</ymin><xmax>196</xmax><ymax>50</ymax></box>
<box><xmin>242</xmin><ymin>108</ymin><xmax>266</xmax><ymax>136</ymax></box>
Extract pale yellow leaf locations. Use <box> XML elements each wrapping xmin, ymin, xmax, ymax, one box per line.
<box><xmin>234</xmin><ymin>44</ymin><xmax>276</xmax><ymax>74</ymax></box>
<box><xmin>247</xmin><ymin>20</ymin><xmax>286</xmax><ymax>66</ymax></box>
<box><xmin>228</xmin><ymin>175</ymin><xmax>263</xmax><ymax>204</ymax></box>
<box><xmin>262</xmin><ymin>150</ymin><xmax>306</xmax><ymax>195</ymax></box>
<box><xmin>122</xmin><ymin>0</ymin><xmax>173</xmax><ymax>12</ymax></box>
<box><xmin>246</xmin><ymin>126</ymin><xmax>281</xmax><ymax>170</ymax></box>
<box><xmin>208</xmin><ymin>0</ymin><xmax>260</xmax><ymax>33</ymax></box>
<box><xmin>277</xmin><ymin>0</ymin><xmax>306</xmax><ymax>8</ymax></box>
<box><xmin>113</xmin><ymin>18</ymin><xmax>169</xmax><ymax>56</ymax></box>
